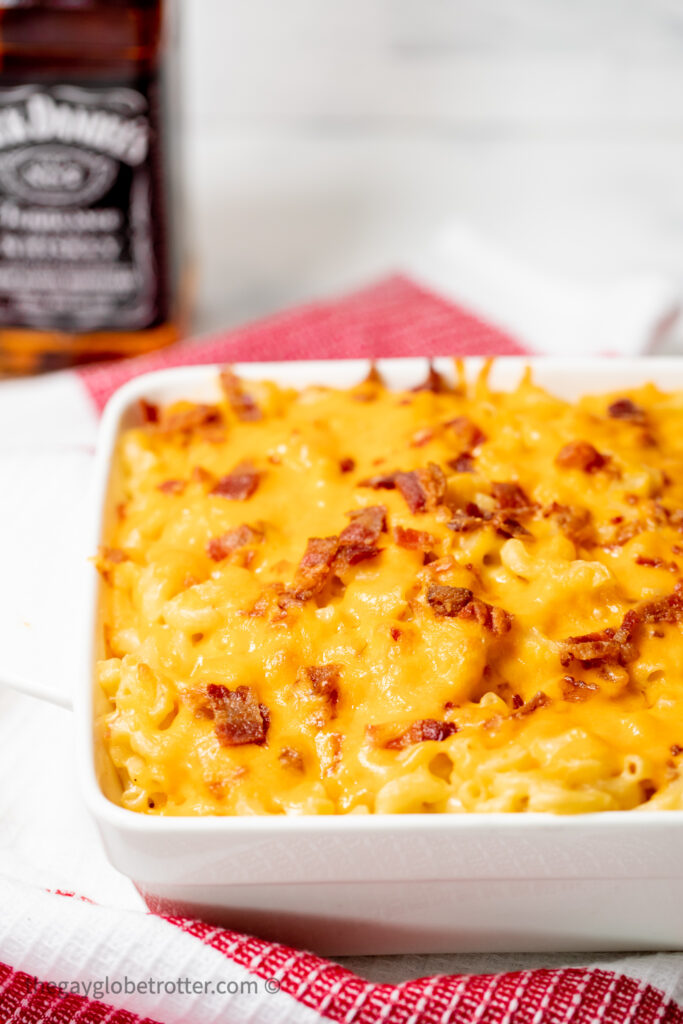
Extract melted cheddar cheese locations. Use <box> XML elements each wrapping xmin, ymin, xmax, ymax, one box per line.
<box><xmin>96</xmin><ymin>364</ymin><xmax>683</xmax><ymax>815</ymax></box>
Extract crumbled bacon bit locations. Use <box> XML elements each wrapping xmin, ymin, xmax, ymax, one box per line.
<box><xmin>608</xmin><ymin>398</ymin><xmax>647</xmax><ymax>424</ymax></box>
<box><xmin>426</xmin><ymin>584</ymin><xmax>474</xmax><ymax>617</ymax></box>
<box><xmin>385</xmin><ymin>719</ymin><xmax>458</xmax><ymax>749</ymax></box>
<box><xmin>555</xmin><ymin>440</ymin><xmax>608</xmax><ymax>473</ymax></box>
<box><xmin>157</xmin><ymin>478</ymin><xmax>186</xmax><ymax>495</ymax></box>
<box><xmin>491</xmin><ymin>481</ymin><xmax>531</xmax><ymax>510</ymax></box>
<box><xmin>206</xmin><ymin>683</ymin><xmax>270</xmax><ymax>746</ymax></box>
<box><xmin>459</xmin><ymin>598</ymin><xmax>513</xmax><ymax>635</ymax></box>
<box><xmin>447</xmin><ymin>504</ymin><xmax>487</xmax><ymax>534</ymax></box>
<box><xmin>636</xmin><ymin>555</ymin><xmax>665</xmax><ymax>568</ymax></box>
<box><xmin>340</xmin><ymin>506</ymin><xmax>386</xmax><ymax>545</ymax></box>
<box><xmin>359</xmin><ymin>472</ymin><xmax>397</xmax><ymax>490</ymax></box>
<box><xmin>448</xmin><ymin>501</ymin><xmax>531</xmax><ymax>540</ymax></box>
<box><xmin>139</xmin><ymin>398</ymin><xmax>159</xmax><ymax>423</ymax></box>
<box><xmin>395</xmin><ymin>471</ymin><xmax>429</xmax><ymax>513</ymax></box>
<box><xmin>560</xmin><ymin>591</ymin><xmax>683</xmax><ymax>667</ymax></box>
<box><xmin>448</xmin><ymin>453</ymin><xmax>475</xmax><ymax>473</ymax></box>
<box><xmin>394</xmin><ymin>525</ymin><xmax>435</xmax><ymax>551</ymax></box>
<box><xmin>605</xmin><ymin>518</ymin><xmax>643</xmax><ymax>548</ymax></box>
<box><xmin>445</xmin><ymin>416</ymin><xmax>487</xmax><ymax>450</ymax></box>
<box><xmin>671</xmin><ymin>745</ymin><xmax>683</xmax><ymax>757</ymax></box>
<box><xmin>157</xmin><ymin>404</ymin><xmax>223</xmax><ymax>434</ymax></box>
<box><xmin>301</xmin><ymin>664</ymin><xmax>342</xmax><ymax>718</ymax></box>
<box><xmin>334</xmin><ymin>505</ymin><xmax>386</xmax><ymax>569</ymax></box>
<box><xmin>425</xmin><ymin>577</ymin><xmax>513</xmax><ymax>633</ymax></box>
<box><xmin>412</xmin><ymin>364</ymin><xmax>450</xmax><ymax>393</ymax></box>
<box><xmin>279</xmin><ymin>747</ymin><xmax>304</xmax><ymax>771</ymax></box>
<box><xmin>638</xmin><ymin>590</ymin><xmax>683</xmax><ymax>624</ymax></box>
<box><xmin>494</xmin><ymin>516</ymin><xmax>532</xmax><ymax>540</ymax></box>
<box><xmin>219</xmin><ymin>368</ymin><xmax>262</xmax><ymax>421</ymax></box>
<box><xmin>395</xmin><ymin>463</ymin><xmax>446</xmax><ymax>514</ymax></box>
<box><xmin>339</xmin><ymin>457</ymin><xmax>356</xmax><ymax>473</ymax></box>
<box><xmin>207</xmin><ymin>523</ymin><xmax>263</xmax><ymax>562</ymax></box>
<box><xmin>291</xmin><ymin>536</ymin><xmax>339</xmax><ymax>600</ymax></box>
<box><xmin>634</xmin><ymin>554</ymin><xmax>678</xmax><ymax>572</ymax></box>
<box><xmin>211</xmin><ymin>462</ymin><xmax>260</xmax><ymax>500</ymax></box>
<box><xmin>560</xmin><ymin>631</ymin><xmax>624</xmax><ymax>665</ymax></box>
<box><xmin>390</xmin><ymin>626</ymin><xmax>402</xmax><ymax>642</ymax></box>
<box><xmin>511</xmin><ymin>694</ymin><xmax>524</xmax><ymax>709</ymax></box>
<box><xmin>561</xmin><ymin>676</ymin><xmax>599</xmax><ymax>702</ymax></box>
<box><xmin>512</xmin><ymin>691</ymin><xmax>550</xmax><ymax>717</ymax></box>
<box><xmin>335</xmin><ymin>544</ymin><xmax>382</xmax><ymax>568</ymax></box>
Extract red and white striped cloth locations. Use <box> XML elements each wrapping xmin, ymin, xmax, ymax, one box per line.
<box><xmin>4</xmin><ymin>875</ymin><xmax>683</xmax><ymax>1024</ymax></box>
<box><xmin>78</xmin><ymin>273</ymin><xmax>525</xmax><ymax>410</ymax></box>
<box><xmin>2</xmin><ymin>260</ymin><xmax>683</xmax><ymax>1023</ymax></box>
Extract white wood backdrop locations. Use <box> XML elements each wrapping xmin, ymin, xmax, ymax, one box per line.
<box><xmin>182</xmin><ymin>1</ymin><xmax>683</xmax><ymax>333</ymax></box>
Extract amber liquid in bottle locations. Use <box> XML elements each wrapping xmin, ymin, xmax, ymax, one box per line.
<box><xmin>0</xmin><ymin>0</ymin><xmax>183</xmax><ymax>375</ymax></box>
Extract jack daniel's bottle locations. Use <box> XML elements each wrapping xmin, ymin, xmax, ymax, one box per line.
<box><xmin>0</xmin><ymin>0</ymin><xmax>182</xmax><ymax>374</ymax></box>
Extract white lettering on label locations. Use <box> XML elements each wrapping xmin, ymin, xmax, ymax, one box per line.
<box><xmin>0</xmin><ymin>94</ymin><xmax>149</xmax><ymax>165</ymax></box>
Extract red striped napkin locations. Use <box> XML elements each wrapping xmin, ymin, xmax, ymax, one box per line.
<box><xmin>3</xmin><ymin>878</ymin><xmax>683</xmax><ymax>1024</ymax></box>
<box><xmin>2</xmin><ymin>272</ymin><xmax>683</xmax><ymax>1024</ymax></box>
<box><xmin>78</xmin><ymin>274</ymin><xmax>526</xmax><ymax>409</ymax></box>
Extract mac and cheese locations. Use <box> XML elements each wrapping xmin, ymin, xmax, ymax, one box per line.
<box><xmin>96</xmin><ymin>365</ymin><xmax>683</xmax><ymax>815</ymax></box>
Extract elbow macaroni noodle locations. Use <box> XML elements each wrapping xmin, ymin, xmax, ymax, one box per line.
<box><xmin>96</xmin><ymin>364</ymin><xmax>683</xmax><ymax>815</ymax></box>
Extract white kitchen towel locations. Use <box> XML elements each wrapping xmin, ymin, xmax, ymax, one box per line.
<box><xmin>406</xmin><ymin>223</ymin><xmax>681</xmax><ymax>358</ymax></box>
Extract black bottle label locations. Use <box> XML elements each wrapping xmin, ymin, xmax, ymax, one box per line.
<box><xmin>0</xmin><ymin>81</ymin><xmax>167</xmax><ymax>333</ymax></box>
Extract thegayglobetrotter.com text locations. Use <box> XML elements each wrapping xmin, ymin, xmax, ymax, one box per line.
<box><xmin>22</xmin><ymin>974</ymin><xmax>282</xmax><ymax>1000</ymax></box>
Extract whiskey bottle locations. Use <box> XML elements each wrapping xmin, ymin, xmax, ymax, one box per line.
<box><xmin>0</xmin><ymin>0</ymin><xmax>183</xmax><ymax>374</ymax></box>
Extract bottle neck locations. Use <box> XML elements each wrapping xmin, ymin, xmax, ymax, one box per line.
<box><xmin>0</xmin><ymin>2</ymin><xmax>163</xmax><ymax>79</ymax></box>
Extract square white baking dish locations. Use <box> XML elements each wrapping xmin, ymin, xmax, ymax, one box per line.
<box><xmin>80</xmin><ymin>356</ymin><xmax>683</xmax><ymax>956</ymax></box>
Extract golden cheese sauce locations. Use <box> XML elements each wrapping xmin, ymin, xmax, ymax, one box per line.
<box><xmin>96</xmin><ymin>364</ymin><xmax>683</xmax><ymax>815</ymax></box>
